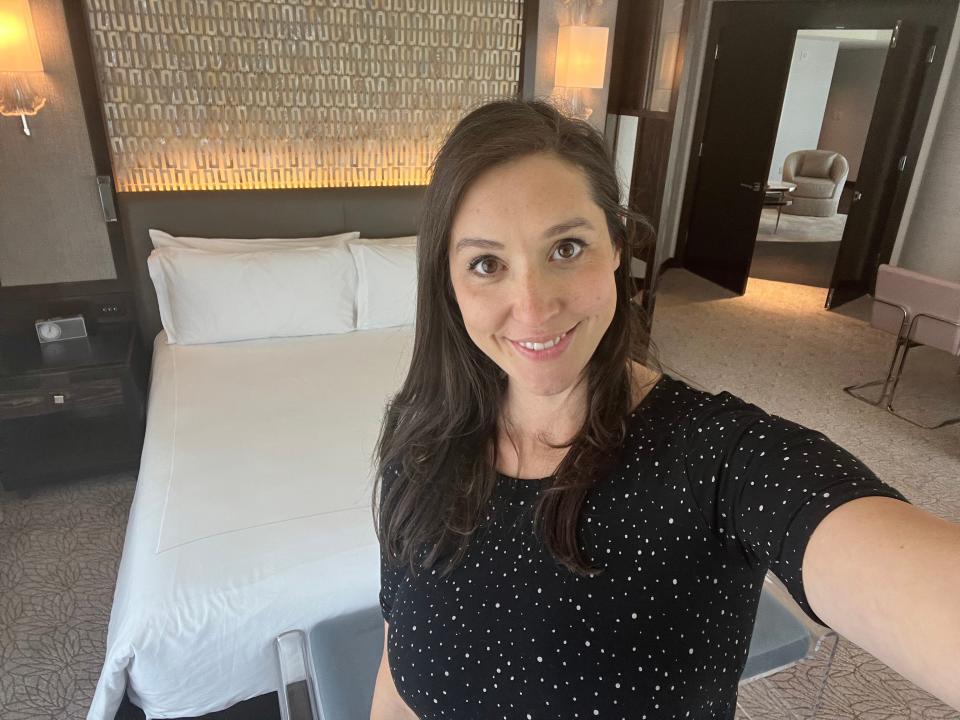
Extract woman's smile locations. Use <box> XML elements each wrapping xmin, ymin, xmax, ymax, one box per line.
<box><xmin>506</xmin><ymin>322</ymin><xmax>578</xmax><ymax>360</ymax></box>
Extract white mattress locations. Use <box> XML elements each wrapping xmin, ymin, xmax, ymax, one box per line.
<box><xmin>88</xmin><ymin>327</ymin><xmax>414</xmax><ymax>720</ymax></box>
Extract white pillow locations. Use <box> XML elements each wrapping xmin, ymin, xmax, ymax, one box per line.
<box><xmin>149</xmin><ymin>228</ymin><xmax>360</xmax><ymax>253</ymax></box>
<box><xmin>348</xmin><ymin>242</ymin><xmax>418</xmax><ymax>330</ymax></box>
<box><xmin>352</xmin><ymin>235</ymin><xmax>417</xmax><ymax>247</ymax></box>
<box><xmin>147</xmin><ymin>245</ymin><xmax>356</xmax><ymax>344</ymax></box>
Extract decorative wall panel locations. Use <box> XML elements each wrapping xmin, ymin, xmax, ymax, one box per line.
<box><xmin>83</xmin><ymin>0</ymin><xmax>524</xmax><ymax>191</ymax></box>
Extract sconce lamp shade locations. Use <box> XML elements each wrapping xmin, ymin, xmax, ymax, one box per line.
<box><xmin>555</xmin><ymin>25</ymin><xmax>609</xmax><ymax>89</ymax></box>
<box><xmin>0</xmin><ymin>0</ymin><xmax>44</xmax><ymax>73</ymax></box>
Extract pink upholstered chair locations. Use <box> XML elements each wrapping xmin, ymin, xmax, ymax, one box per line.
<box><xmin>844</xmin><ymin>264</ymin><xmax>960</xmax><ymax>429</ymax></box>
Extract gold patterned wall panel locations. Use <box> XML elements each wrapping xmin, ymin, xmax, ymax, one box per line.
<box><xmin>83</xmin><ymin>0</ymin><xmax>524</xmax><ymax>191</ymax></box>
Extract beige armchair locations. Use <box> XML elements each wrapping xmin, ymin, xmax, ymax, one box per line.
<box><xmin>782</xmin><ymin>150</ymin><xmax>849</xmax><ymax>217</ymax></box>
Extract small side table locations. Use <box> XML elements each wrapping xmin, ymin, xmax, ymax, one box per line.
<box><xmin>763</xmin><ymin>181</ymin><xmax>797</xmax><ymax>233</ymax></box>
<box><xmin>0</xmin><ymin>322</ymin><xmax>147</xmax><ymax>497</ymax></box>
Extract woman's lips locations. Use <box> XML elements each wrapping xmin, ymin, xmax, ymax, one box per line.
<box><xmin>508</xmin><ymin>323</ymin><xmax>578</xmax><ymax>361</ymax></box>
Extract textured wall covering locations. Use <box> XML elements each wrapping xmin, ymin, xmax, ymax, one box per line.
<box><xmin>0</xmin><ymin>0</ymin><xmax>117</xmax><ymax>287</ymax></box>
<box><xmin>83</xmin><ymin>0</ymin><xmax>524</xmax><ymax>191</ymax></box>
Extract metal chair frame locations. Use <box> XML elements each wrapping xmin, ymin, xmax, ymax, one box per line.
<box><xmin>844</xmin><ymin>297</ymin><xmax>960</xmax><ymax>429</ymax></box>
<box><xmin>736</xmin><ymin>572</ymin><xmax>840</xmax><ymax>719</ymax></box>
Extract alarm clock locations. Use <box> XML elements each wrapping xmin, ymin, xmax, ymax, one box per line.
<box><xmin>35</xmin><ymin>315</ymin><xmax>88</xmax><ymax>344</ymax></box>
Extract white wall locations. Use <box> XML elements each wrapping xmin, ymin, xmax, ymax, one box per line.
<box><xmin>891</xmin><ymin>3</ymin><xmax>960</xmax><ymax>280</ymax></box>
<box><xmin>768</xmin><ymin>37</ymin><xmax>839</xmax><ymax>182</ymax></box>
<box><xmin>818</xmin><ymin>48</ymin><xmax>888</xmax><ymax>181</ymax></box>
<box><xmin>894</xmin><ymin>51</ymin><xmax>960</xmax><ymax>282</ymax></box>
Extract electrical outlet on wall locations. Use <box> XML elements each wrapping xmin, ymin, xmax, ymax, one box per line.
<box><xmin>97</xmin><ymin>302</ymin><xmax>126</xmax><ymax>318</ymax></box>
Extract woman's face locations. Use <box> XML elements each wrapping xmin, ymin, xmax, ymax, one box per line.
<box><xmin>449</xmin><ymin>152</ymin><xmax>620</xmax><ymax>399</ymax></box>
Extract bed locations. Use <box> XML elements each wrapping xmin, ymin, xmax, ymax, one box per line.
<box><xmin>88</xmin><ymin>187</ymin><xmax>424</xmax><ymax>719</ymax></box>
<box><xmin>89</xmin><ymin>326</ymin><xmax>414</xmax><ymax>719</ymax></box>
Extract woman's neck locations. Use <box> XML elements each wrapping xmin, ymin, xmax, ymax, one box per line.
<box><xmin>500</xmin><ymin>377</ymin><xmax>588</xmax><ymax>450</ymax></box>
<box><xmin>498</xmin><ymin>361</ymin><xmax>660</xmax><ymax>451</ymax></box>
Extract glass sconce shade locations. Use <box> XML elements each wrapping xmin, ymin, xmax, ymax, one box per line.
<box><xmin>555</xmin><ymin>25</ymin><xmax>609</xmax><ymax>89</ymax></box>
<box><xmin>0</xmin><ymin>0</ymin><xmax>45</xmax><ymax>134</ymax></box>
<box><xmin>0</xmin><ymin>73</ymin><xmax>45</xmax><ymax>115</ymax></box>
<box><xmin>0</xmin><ymin>0</ymin><xmax>44</xmax><ymax>73</ymax></box>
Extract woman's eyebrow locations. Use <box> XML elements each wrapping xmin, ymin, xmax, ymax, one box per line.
<box><xmin>454</xmin><ymin>237</ymin><xmax>504</xmax><ymax>253</ymax></box>
<box><xmin>454</xmin><ymin>217</ymin><xmax>595</xmax><ymax>254</ymax></box>
<box><xmin>542</xmin><ymin>216</ymin><xmax>594</xmax><ymax>238</ymax></box>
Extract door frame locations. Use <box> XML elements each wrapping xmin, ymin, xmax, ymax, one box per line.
<box><xmin>659</xmin><ymin>0</ymin><xmax>958</xmax><ymax>305</ymax></box>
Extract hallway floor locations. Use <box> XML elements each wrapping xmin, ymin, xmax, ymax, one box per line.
<box><xmin>750</xmin><ymin>208</ymin><xmax>847</xmax><ymax>288</ymax></box>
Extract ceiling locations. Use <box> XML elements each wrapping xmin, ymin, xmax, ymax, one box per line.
<box><xmin>797</xmin><ymin>28</ymin><xmax>894</xmax><ymax>49</ymax></box>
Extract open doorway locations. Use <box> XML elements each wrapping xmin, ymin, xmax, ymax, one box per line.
<box><xmin>750</xmin><ymin>28</ymin><xmax>893</xmax><ymax>289</ymax></box>
<box><xmin>673</xmin><ymin>0</ymin><xmax>955</xmax><ymax>309</ymax></box>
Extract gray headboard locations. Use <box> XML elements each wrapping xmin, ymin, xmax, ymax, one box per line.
<box><xmin>117</xmin><ymin>186</ymin><xmax>426</xmax><ymax>355</ymax></box>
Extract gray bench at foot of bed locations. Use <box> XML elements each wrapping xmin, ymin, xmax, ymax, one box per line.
<box><xmin>279</xmin><ymin>573</ymin><xmax>836</xmax><ymax>720</ymax></box>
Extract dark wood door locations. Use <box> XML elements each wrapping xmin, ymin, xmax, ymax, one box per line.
<box><xmin>826</xmin><ymin>21</ymin><xmax>937</xmax><ymax>309</ymax></box>
<box><xmin>681</xmin><ymin>7</ymin><xmax>796</xmax><ymax>295</ymax></box>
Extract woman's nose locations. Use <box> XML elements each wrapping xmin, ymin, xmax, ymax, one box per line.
<box><xmin>510</xmin><ymin>267</ymin><xmax>561</xmax><ymax>326</ymax></box>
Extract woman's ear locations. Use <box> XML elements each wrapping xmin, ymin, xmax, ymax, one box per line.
<box><xmin>613</xmin><ymin>243</ymin><xmax>622</xmax><ymax>271</ymax></box>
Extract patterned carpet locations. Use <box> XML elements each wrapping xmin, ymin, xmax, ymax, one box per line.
<box><xmin>0</xmin><ymin>474</ymin><xmax>133</xmax><ymax>720</ymax></box>
<box><xmin>1</xmin><ymin>269</ymin><xmax>958</xmax><ymax>719</ymax></box>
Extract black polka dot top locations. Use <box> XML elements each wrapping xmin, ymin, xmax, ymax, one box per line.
<box><xmin>378</xmin><ymin>372</ymin><xmax>909</xmax><ymax>719</ymax></box>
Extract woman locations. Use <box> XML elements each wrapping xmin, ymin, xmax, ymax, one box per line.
<box><xmin>370</xmin><ymin>99</ymin><xmax>960</xmax><ymax>719</ymax></box>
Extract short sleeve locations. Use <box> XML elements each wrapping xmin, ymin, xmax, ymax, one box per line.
<box><xmin>681</xmin><ymin>390</ymin><xmax>910</xmax><ymax>627</ymax></box>
<box><xmin>378</xmin><ymin>462</ymin><xmax>407</xmax><ymax>623</ymax></box>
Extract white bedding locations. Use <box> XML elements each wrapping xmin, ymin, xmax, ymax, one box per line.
<box><xmin>88</xmin><ymin>327</ymin><xmax>414</xmax><ymax>720</ymax></box>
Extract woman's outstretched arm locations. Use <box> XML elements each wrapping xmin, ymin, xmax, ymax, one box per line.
<box><xmin>802</xmin><ymin>496</ymin><xmax>960</xmax><ymax>710</ymax></box>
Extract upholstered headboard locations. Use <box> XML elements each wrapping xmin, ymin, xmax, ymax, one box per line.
<box><xmin>117</xmin><ymin>186</ymin><xmax>426</xmax><ymax>354</ymax></box>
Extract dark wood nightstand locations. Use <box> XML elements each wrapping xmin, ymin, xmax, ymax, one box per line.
<box><xmin>0</xmin><ymin>322</ymin><xmax>147</xmax><ymax>496</ymax></box>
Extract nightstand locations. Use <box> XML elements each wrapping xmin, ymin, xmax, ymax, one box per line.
<box><xmin>0</xmin><ymin>322</ymin><xmax>147</xmax><ymax>496</ymax></box>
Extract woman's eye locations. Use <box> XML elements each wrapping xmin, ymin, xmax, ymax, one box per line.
<box><xmin>468</xmin><ymin>256</ymin><xmax>501</xmax><ymax>276</ymax></box>
<box><xmin>553</xmin><ymin>239</ymin><xmax>586</xmax><ymax>260</ymax></box>
<box><xmin>467</xmin><ymin>240</ymin><xmax>584</xmax><ymax>277</ymax></box>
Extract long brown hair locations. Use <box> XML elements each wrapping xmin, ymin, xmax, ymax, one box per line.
<box><xmin>374</xmin><ymin>98</ymin><xmax>658</xmax><ymax>580</ymax></box>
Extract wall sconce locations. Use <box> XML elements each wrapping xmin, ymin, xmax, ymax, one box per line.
<box><xmin>554</xmin><ymin>24</ymin><xmax>609</xmax><ymax>119</ymax></box>
<box><xmin>0</xmin><ymin>0</ymin><xmax>46</xmax><ymax>136</ymax></box>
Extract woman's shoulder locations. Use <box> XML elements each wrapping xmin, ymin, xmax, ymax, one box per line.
<box><xmin>625</xmin><ymin>365</ymin><xmax>769</xmax><ymax>431</ymax></box>
<box><xmin>647</xmin><ymin>374</ymin><xmax>799</xmax><ymax>450</ymax></box>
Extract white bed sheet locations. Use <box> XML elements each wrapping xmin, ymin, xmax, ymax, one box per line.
<box><xmin>88</xmin><ymin>327</ymin><xmax>414</xmax><ymax>720</ymax></box>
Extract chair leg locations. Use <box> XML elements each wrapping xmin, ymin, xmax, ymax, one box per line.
<box><xmin>885</xmin><ymin>342</ymin><xmax>960</xmax><ymax>430</ymax></box>
<box><xmin>807</xmin><ymin>633</ymin><xmax>839</xmax><ymax>720</ymax></box>
<box><xmin>883</xmin><ymin>338</ymin><xmax>913</xmax><ymax>408</ymax></box>
<box><xmin>843</xmin><ymin>336</ymin><xmax>906</xmax><ymax>407</ymax></box>
<box><xmin>844</xmin><ymin>339</ymin><xmax>960</xmax><ymax>429</ymax></box>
